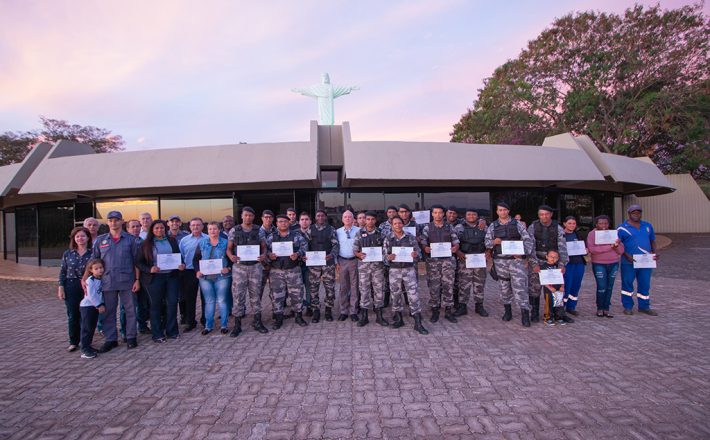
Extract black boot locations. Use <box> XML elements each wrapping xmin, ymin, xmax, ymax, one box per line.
<box><xmin>521</xmin><ymin>308</ymin><xmax>531</xmax><ymax>327</ymax></box>
<box><xmin>530</xmin><ymin>296</ymin><xmax>540</xmax><ymax>323</ymax></box>
<box><xmin>430</xmin><ymin>307</ymin><xmax>440</xmax><ymax>323</ymax></box>
<box><xmin>413</xmin><ymin>313</ymin><xmax>429</xmax><ymax>335</ymax></box>
<box><xmin>295</xmin><ymin>312</ymin><xmax>308</xmax><ymax>327</ymax></box>
<box><xmin>475</xmin><ymin>302</ymin><xmax>489</xmax><ymax>317</ymax></box>
<box><xmin>272</xmin><ymin>313</ymin><xmax>284</xmax><ymax>330</ymax></box>
<box><xmin>502</xmin><ymin>304</ymin><xmax>512</xmax><ymax>321</ymax></box>
<box><xmin>338</xmin><ymin>313</ymin><xmax>348</xmax><ymax>321</ymax></box>
<box><xmin>324</xmin><ymin>307</ymin><xmax>333</xmax><ymax>321</ymax></box>
<box><xmin>391</xmin><ymin>312</ymin><xmax>404</xmax><ymax>328</ymax></box>
<box><xmin>311</xmin><ymin>308</ymin><xmax>320</xmax><ymax>323</ymax></box>
<box><xmin>444</xmin><ymin>307</ymin><xmax>458</xmax><ymax>323</ymax></box>
<box><xmin>453</xmin><ymin>303</ymin><xmax>468</xmax><ymax>317</ymax></box>
<box><xmin>229</xmin><ymin>318</ymin><xmax>242</xmax><ymax>338</ymax></box>
<box><xmin>284</xmin><ymin>309</ymin><xmax>295</xmax><ymax>319</ymax></box>
<box><xmin>357</xmin><ymin>309</ymin><xmax>369</xmax><ymax>327</ymax></box>
<box><xmin>305</xmin><ymin>308</ymin><xmax>313</xmax><ymax>317</ymax></box>
<box><xmin>375</xmin><ymin>308</ymin><xmax>389</xmax><ymax>326</ymax></box>
<box><xmin>252</xmin><ymin>313</ymin><xmax>268</xmax><ymax>334</ymax></box>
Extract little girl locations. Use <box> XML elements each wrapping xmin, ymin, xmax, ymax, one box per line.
<box><xmin>541</xmin><ymin>250</ymin><xmax>573</xmax><ymax>326</ymax></box>
<box><xmin>80</xmin><ymin>259</ymin><xmax>106</xmax><ymax>359</ymax></box>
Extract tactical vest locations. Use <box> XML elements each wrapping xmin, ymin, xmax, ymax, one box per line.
<box><xmin>533</xmin><ymin>220</ymin><xmax>559</xmax><ymax>254</ymax></box>
<box><xmin>427</xmin><ymin>223</ymin><xmax>451</xmax><ymax>244</ymax></box>
<box><xmin>460</xmin><ymin>223</ymin><xmax>486</xmax><ymax>254</ymax></box>
<box><xmin>271</xmin><ymin>231</ymin><xmax>298</xmax><ymax>270</ymax></box>
<box><xmin>492</xmin><ymin>219</ymin><xmax>522</xmax><ymax>257</ymax></box>
<box><xmin>233</xmin><ymin>225</ymin><xmax>261</xmax><ymax>265</ymax></box>
<box><xmin>309</xmin><ymin>225</ymin><xmax>334</xmax><ymax>253</ymax></box>
<box><xmin>389</xmin><ymin>233</ymin><xmax>417</xmax><ymax>268</ymax></box>
<box><xmin>359</xmin><ymin>228</ymin><xmax>383</xmax><ymax>248</ymax></box>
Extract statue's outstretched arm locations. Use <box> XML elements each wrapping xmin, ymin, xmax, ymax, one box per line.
<box><xmin>292</xmin><ymin>86</ymin><xmax>321</xmax><ymax>98</ymax></box>
<box><xmin>332</xmin><ymin>85</ymin><xmax>359</xmax><ymax>98</ymax></box>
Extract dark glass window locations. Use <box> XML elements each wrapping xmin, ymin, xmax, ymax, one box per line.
<box><xmin>490</xmin><ymin>190</ymin><xmax>544</xmax><ymax>225</ymax></box>
<box><xmin>320</xmin><ymin>170</ymin><xmax>339</xmax><ymax>188</ymax></box>
<box><xmin>4</xmin><ymin>211</ymin><xmax>16</xmax><ymax>262</ymax></box>
<box><xmin>237</xmin><ymin>191</ymin><xmax>294</xmax><ymax>219</ymax></box>
<box><xmin>422</xmin><ymin>192</ymin><xmax>491</xmax><ymax>220</ymax></box>
<box><xmin>16</xmin><ymin>207</ymin><xmax>38</xmax><ymax>265</ymax></box>
<box><xmin>39</xmin><ymin>204</ymin><xmax>74</xmax><ymax>266</ymax></box>
<box><xmin>384</xmin><ymin>193</ymin><xmax>422</xmax><ymax>213</ymax></box>
<box><xmin>346</xmin><ymin>192</ymin><xmax>386</xmax><ymax>224</ymax></box>
<box><xmin>559</xmin><ymin>193</ymin><xmax>594</xmax><ymax>233</ymax></box>
<box><xmin>74</xmin><ymin>200</ymin><xmax>94</xmax><ymax>225</ymax></box>
<box><xmin>317</xmin><ymin>191</ymin><xmax>345</xmax><ymax>227</ymax></box>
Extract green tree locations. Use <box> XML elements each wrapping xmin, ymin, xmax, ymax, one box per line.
<box><xmin>451</xmin><ymin>4</ymin><xmax>709</xmax><ymax>179</ymax></box>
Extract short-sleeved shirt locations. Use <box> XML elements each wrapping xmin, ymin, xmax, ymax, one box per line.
<box><xmin>617</xmin><ymin>220</ymin><xmax>655</xmax><ymax>264</ymax></box>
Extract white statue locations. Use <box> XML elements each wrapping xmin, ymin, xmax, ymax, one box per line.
<box><xmin>292</xmin><ymin>73</ymin><xmax>359</xmax><ymax>125</ymax></box>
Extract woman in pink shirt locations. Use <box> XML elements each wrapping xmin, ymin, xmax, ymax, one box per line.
<box><xmin>587</xmin><ymin>215</ymin><xmax>625</xmax><ymax>318</ymax></box>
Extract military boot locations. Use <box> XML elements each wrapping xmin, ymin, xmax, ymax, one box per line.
<box><xmin>475</xmin><ymin>302</ymin><xmax>489</xmax><ymax>317</ymax></box>
<box><xmin>430</xmin><ymin>307</ymin><xmax>440</xmax><ymax>323</ymax></box>
<box><xmin>305</xmin><ymin>308</ymin><xmax>313</xmax><ymax>317</ymax></box>
<box><xmin>311</xmin><ymin>308</ymin><xmax>321</xmax><ymax>323</ymax></box>
<box><xmin>252</xmin><ymin>313</ymin><xmax>268</xmax><ymax>334</ymax></box>
<box><xmin>357</xmin><ymin>309</ymin><xmax>369</xmax><ymax>327</ymax></box>
<box><xmin>502</xmin><ymin>304</ymin><xmax>512</xmax><ymax>321</ymax></box>
<box><xmin>272</xmin><ymin>313</ymin><xmax>284</xmax><ymax>330</ymax></box>
<box><xmin>294</xmin><ymin>312</ymin><xmax>308</xmax><ymax>327</ymax></box>
<box><xmin>444</xmin><ymin>307</ymin><xmax>458</xmax><ymax>323</ymax></box>
<box><xmin>229</xmin><ymin>318</ymin><xmax>242</xmax><ymax>338</ymax></box>
<box><xmin>453</xmin><ymin>303</ymin><xmax>468</xmax><ymax>317</ymax></box>
<box><xmin>521</xmin><ymin>308</ymin><xmax>531</xmax><ymax>327</ymax></box>
<box><xmin>391</xmin><ymin>312</ymin><xmax>404</xmax><ymax>328</ymax></box>
<box><xmin>413</xmin><ymin>313</ymin><xmax>429</xmax><ymax>335</ymax></box>
<box><xmin>324</xmin><ymin>307</ymin><xmax>333</xmax><ymax>321</ymax></box>
<box><xmin>530</xmin><ymin>296</ymin><xmax>540</xmax><ymax>323</ymax></box>
<box><xmin>375</xmin><ymin>308</ymin><xmax>389</xmax><ymax>326</ymax></box>
<box><xmin>284</xmin><ymin>309</ymin><xmax>295</xmax><ymax>320</ymax></box>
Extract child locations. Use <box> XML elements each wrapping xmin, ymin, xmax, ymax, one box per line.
<box><xmin>80</xmin><ymin>259</ymin><xmax>106</xmax><ymax>359</ymax></box>
<box><xmin>541</xmin><ymin>250</ymin><xmax>573</xmax><ymax>326</ymax></box>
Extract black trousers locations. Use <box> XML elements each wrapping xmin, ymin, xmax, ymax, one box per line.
<box><xmin>80</xmin><ymin>306</ymin><xmax>99</xmax><ymax>350</ymax></box>
<box><xmin>64</xmin><ymin>279</ymin><xmax>83</xmax><ymax>345</ymax></box>
<box><xmin>180</xmin><ymin>270</ymin><xmax>200</xmax><ymax>326</ymax></box>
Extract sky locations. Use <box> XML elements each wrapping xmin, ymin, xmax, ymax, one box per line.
<box><xmin>0</xmin><ymin>0</ymin><xmax>705</xmax><ymax>151</ymax></box>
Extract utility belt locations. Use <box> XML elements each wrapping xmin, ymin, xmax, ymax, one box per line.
<box><xmin>236</xmin><ymin>261</ymin><xmax>259</xmax><ymax>267</ymax></box>
<box><xmin>493</xmin><ymin>254</ymin><xmax>527</xmax><ymax>260</ymax></box>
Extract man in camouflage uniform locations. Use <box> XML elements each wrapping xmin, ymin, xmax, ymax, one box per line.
<box><xmin>378</xmin><ymin>205</ymin><xmax>398</xmax><ymax>308</ymax></box>
<box><xmin>226</xmin><ymin>206</ymin><xmax>268</xmax><ymax>337</ymax></box>
<box><xmin>353</xmin><ymin>211</ymin><xmax>388</xmax><ymax>327</ymax></box>
<box><xmin>266</xmin><ymin>215</ymin><xmax>308</xmax><ymax>329</ymax></box>
<box><xmin>305</xmin><ymin>210</ymin><xmax>339</xmax><ymax>323</ymax></box>
<box><xmin>420</xmin><ymin>204</ymin><xmax>460</xmax><ymax>323</ymax></box>
<box><xmin>383</xmin><ymin>217</ymin><xmax>428</xmax><ymax>334</ymax></box>
<box><xmin>258</xmin><ymin>210</ymin><xmax>277</xmax><ymax>318</ymax></box>
<box><xmin>485</xmin><ymin>202</ymin><xmax>535</xmax><ymax>327</ymax></box>
<box><xmin>446</xmin><ymin>206</ymin><xmax>463</xmax><ymax>309</ymax></box>
<box><xmin>454</xmin><ymin>208</ymin><xmax>490</xmax><ymax>318</ymax></box>
<box><xmin>527</xmin><ymin>205</ymin><xmax>569</xmax><ymax>323</ymax></box>
<box><xmin>297</xmin><ymin>212</ymin><xmax>313</xmax><ymax>316</ymax></box>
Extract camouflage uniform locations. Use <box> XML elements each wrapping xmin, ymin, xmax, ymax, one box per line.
<box><xmin>454</xmin><ymin>221</ymin><xmax>488</xmax><ymax>305</ymax></box>
<box><xmin>379</xmin><ymin>220</ymin><xmax>394</xmax><ymax>306</ymax></box>
<box><xmin>419</xmin><ymin>222</ymin><xmax>459</xmax><ymax>309</ymax></box>
<box><xmin>527</xmin><ymin>221</ymin><xmax>569</xmax><ymax>299</ymax></box>
<box><xmin>306</xmin><ymin>223</ymin><xmax>339</xmax><ymax>310</ymax></box>
<box><xmin>266</xmin><ymin>230</ymin><xmax>308</xmax><ymax>314</ymax></box>
<box><xmin>383</xmin><ymin>230</ymin><xmax>422</xmax><ymax>315</ymax></box>
<box><xmin>485</xmin><ymin>219</ymin><xmax>534</xmax><ymax>309</ymax></box>
<box><xmin>229</xmin><ymin>224</ymin><xmax>265</xmax><ymax>318</ymax></box>
<box><xmin>353</xmin><ymin>227</ymin><xmax>386</xmax><ymax>309</ymax></box>
<box><xmin>259</xmin><ymin>224</ymin><xmax>276</xmax><ymax>304</ymax></box>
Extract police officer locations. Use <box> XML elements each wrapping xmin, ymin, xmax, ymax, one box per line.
<box><xmin>485</xmin><ymin>202</ymin><xmax>534</xmax><ymax>327</ymax></box>
<box><xmin>286</xmin><ymin>207</ymin><xmax>300</xmax><ymax>232</ymax></box>
<box><xmin>420</xmin><ymin>204</ymin><xmax>460</xmax><ymax>323</ymax></box>
<box><xmin>353</xmin><ymin>211</ymin><xmax>388</xmax><ymax>327</ymax></box>
<box><xmin>259</xmin><ymin>210</ymin><xmax>277</xmax><ymax>318</ymax></box>
<box><xmin>454</xmin><ymin>208</ymin><xmax>489</xmax><ymax>317</ymax></box>
<box><xmin>227</xmin><ymin>206</ymin><xmax>269</xmax><ymax>337</ymax></box>
<box><xmin>527</xmin><ymin>205</ymin><xmax>569</xmax><ymax>323</ymax></box>
<box><xmin>379</xmin><ymin>205</ymin><xmax>398</xmax><ymax>308</ymax></box>
<box><xmin>306</xmin><ymin>209</ymin><xmax>339</xmax><ymax>323</ymax></box>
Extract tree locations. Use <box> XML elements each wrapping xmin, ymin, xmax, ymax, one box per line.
<box><xmin>451</xmin><ymin>4</ymin><xmax>710</xmax><ymax>179</ymax></box>
<box><xmin>0</xmin><ymin>116</ymin><xmax>125</xmax><ymax>166</ymax></box>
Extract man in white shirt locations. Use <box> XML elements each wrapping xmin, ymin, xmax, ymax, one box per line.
<box><xmin>336</xmin><ymin>210</ymin><xmax>360</xmax><ymax>321</ymax></box>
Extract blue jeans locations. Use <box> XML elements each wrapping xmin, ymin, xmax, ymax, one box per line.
<box><xmin>592</xmin><ymin>262</ymin><xmax>618</xmax><ymax>311</ymax></box>
<box><xmin>199</xmin><ymin>275</ymin><xmax>232</xmax><ymax>330</ymax></box>
<box><xmin>620</xmin><ymin>264</ymin><xmax>653</xmax><ymax>310</ymax></box>
<box><xmin>145</xmin><ymin>273</ymin><xmax>180</xmax><ymax>340</ymax></box>
<box><xmin>563</xmin><ymin>263</ymin><xmax>585</xmax><ymax>311</ymax></box>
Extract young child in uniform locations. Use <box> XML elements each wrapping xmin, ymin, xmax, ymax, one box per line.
<box><xmin>80</xmin><ymin>258</ymin><xmax>106</xmax><ymax>359</ymax></box>
<box><xmin>541</xmin><ymin>250</ymin><xmax>572</xmax><ymax>326</ymax></box>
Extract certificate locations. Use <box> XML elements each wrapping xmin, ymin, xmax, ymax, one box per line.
<box><xmin>362</xmin><ymin>246</ymin><xmax>383</xmax><ymax>263</ymax></box>
<box><xmin>501</xmin><ymin>240</ymin><xmax>524</xmax><ymax>256</ymax></box>
<box><xmin>156</xmin><ymin>253</ymin><xmax>181</xmax><ymax>270</ymax></box>
<box><xmin>413</xmin><ymin>210</ymin><xmax>430</xmax><ymax>225</ymax></box>
<box><xmin>404</xmin><ymin>226</ymin><xmax>417</xmax><ymax>237</ymax></box>
<box><xmin>465</xmin><ymin>253</ymin><xmax>486</xmax><ymax>269</ymax></box>
<box><xmin>272</xmin><ymin>241</ymin><xmax>293</xmax><ymax>257</ymax></box>
<box><xmin>566</xmin><ymin>240</ymin><xmax>586</xmax><ymax>256</ymax></box>
<box><xmin>539</xmin><ymin>268</ymin><xmax>564</xmax><ymax>285</ymax></box>
<box><xmin>305</xmin><ymin>251</ymin><xmax>326</xmax><ymax>267</ymax></box>
<box><xmin>199</xmin><ymin>259</ymin><xmax>222</xmax><ymax>275</ymax></box>
<box><xmin>595</xmin><ymin>230</ymin><xmax>618</xmax><ymax>245</ymax></box>
<box><xmin>392</xmin><ymin>246</ymin><xmax>414</xmax><ymax>263</ymax></box>
<box><xmin>430</xmin><ymin>242</ymin><xmax>452</xmax><ymax>258</ymax></box>
<box><xmin>633</xmin><ymin>253</ymin><xmax>656</xmax><ymax>269</ymax></box>
<box><xmin>237</xmin><ymin>245</ymin><xmax>260</xmax><ymax>262</ymax></box>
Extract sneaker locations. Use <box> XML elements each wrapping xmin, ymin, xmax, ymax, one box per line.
<box><xmin>81</xmin><ymin>350</ymin><xmax>97</xmax><ymax>359</ymax></box>
<box><xmin>220</xmin><ymin>328</ymin><xmax>229</xmax><ymax>335</ymax></box>
<box><xmin>97</xmin><ymin>341</ymin><xmax>118</xmax><ymax>353</ymax></box>
<box><xmin>545</xmin><ymin>319</ymin><xmax>555</xmax><ymax>326</ymax></box>
<box><xmin>638</xmin><ymin>308</ymin><xmax>658</xmax><ymax>316</ymax></box>
<box><xmin>566</xmin><ymin>310</ymin><xmax>578</xmax><ymax>316</ymax></box>
<box><xmin>153</xmin><ymin>337</ymin><xmax>167</xmax><ymax>343</ymax></box>
<box><xmin>67</xmin><ymin>344</ymin><xmax>78</xmax><ymax>352</ymax></box>
<box><xmin>167</xmin><ymin>334</ymin><xmax>180</xmax><ymax>340</ymax></box>
<box><xmin>127</xmin><ymin>338</ymin><xmax>137</xmax><ymax>349</ymax></box>
<box><xmin>561</xmin><ymin>315</ymin><xmax>574</xmax><ymax>324</ymax></box>
<box><xmin>556</xmin><ymin>319</ymin><xmax>566</xmax><ymax>326</ymax></box>
<box><xmin>201</xmin><ymin>329</ymin><xmax>212</xmax><ymax>335</ymax></box>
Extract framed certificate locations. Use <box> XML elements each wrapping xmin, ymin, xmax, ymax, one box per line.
<box><xmin>430</xmin><ymin>242</ymin><xmax>452</xmax><ymax>258</ymax></box>
<box><xmin>392</xmin><ymin>246</ymin><xmax>414</xmax><ymax>263</ymax></box>
<box><xmin>566</xmin><ymin>240</ymin><xmax>586</xmax><ymax>256</ymax></box>
<box><xmin>156</xmin><ymin>253</ymin><xmax>181</xmax><ymax>270</ymax></box>
<box><xmin>539</xmin><ymin>268</ymin><xmax>564</xmax><ymax>285</ymax></box>
<box><xmin>404</xmin><ymin>226</ymin><xmax>417</xmax><ymax>237</ymax></box>
<box><xmin>237</xmin><ymin>245</ymin><xmax>260</xmax><ymax>262</ymax></box>
<box><xmin>305</xmin><ymin>251</ymin><xmax>326</xmax><ymax>266</ymax></box>
<box><xmin>465</xmin><ymin>253</ymin><xmax>486</xmax><ymax>269</ymax></box>
<box><xmin>199</xmin><ymin>259</ymin><xmax>222</xmax><ymax>275</ymax></box>
<box><xmin>362</xmin><ymin>247</ymin><xmax>383</xmax><ymax>263</ymax></box>
<box><xmin>501</xmin><ymin>240</ymin><xmax>524</xmax><ymax>256</ymax></box>
<box><xmin>412</xmin><ymin>210</ymin><xmax>430</xmax><ymax>225</ymax></box>
<box><xmin>595</xmin><ymin>230</ymin><xmax>618</xmax><ymax>245</ymax></box>
<box><xmin>272</xmin><ymin>241</ymin><xmax>293</xmax><ymax>257</ymax></box>
<box><xmin>633</xmin><ymin>253</ymin><xmax>656</xmax><ymax>269</ymax></box>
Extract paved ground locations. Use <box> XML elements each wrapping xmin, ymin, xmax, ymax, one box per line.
<box><xmin>0</xmin><ymin>234</ymin><xmax>708</xmax><ymax>439</ymax></box>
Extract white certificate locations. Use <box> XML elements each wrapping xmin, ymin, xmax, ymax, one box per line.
<box><xmin>539</xmin><ymin>268</ymin><xmax>564</xmax><ymax>285</ymax></box>
<box><xmin>199</xmin><ymin>259</ymin><xmax>223</xmax><ymax>275</ymax></box>
<box><xmin>430</xmin><ymin>242</ymin><xmax>452</xmax><ymax>258</ymax></box>
<box><xmin>362</xmin><ymin>247</ymin><xmax>383</xmax><ymax>263</ymax></box>
<box><xmin>465</xmin><ymin>253</ymin><xmax>486</xmax><ymax>269</ymax></box>
<box><xmin>156</xmin><ymin>253</ymin><xmax>181</xmax><ymax>270</ymax></box>
<box><xmin>305</xmin><ymin>251</ymin><xmax>326</xmax><ymax>267</ymax></box>
<box><xmin>566</xmin><ymin>240</ymin><xmax>586</xmax><ymax>256</ymax></box>
<box><xmin>237</xmin><ymin>245</ymin><xmax>260</xmax><ymax>262</ymax></box>
<box><xmin>404</xmin><ymin>226</ymin><xmax>417</xmax><ymax>237</ymax></box>
<box><xmin>595</xmin><ymin>230</ymin><xmax>618</xmax><ymax>245</ymax></box>
<box><xmin>272</xmin><ymin>241</ymin><xmax>293</xmax><ymax>257</ymax></box>
<box><xmin>633</xmin><ymin>253</ymin><xmax>657</xmax><ymax>269</ymax></box>
<box><xmin>501</xmin><ymin>240</ymin><xmax>525</xmax><ymax>255</ymax></box>
<box><xmin>413</xmin><ymin>210</ymin><xmax>430</xmax><ymax>225</ymax></box>
<box><xmin>392</xmin><ymin>246</ymin><xmax>414</xmax><ymax>263</ymax></box>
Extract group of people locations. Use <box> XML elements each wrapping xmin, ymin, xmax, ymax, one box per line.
<box><xmin>58</xmin><ymin>202</ymin><xmax>658</xmax><ymax>359</ymax></box>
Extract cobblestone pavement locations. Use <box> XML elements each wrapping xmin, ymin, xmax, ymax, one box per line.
<box><xmin>1</xmin><ymin>235</ymin><xmax>709</xmax><ymax>439</ymax></box>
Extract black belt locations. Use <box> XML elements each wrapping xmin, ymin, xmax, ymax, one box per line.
<box><xmin>339</xmin><ymin>256</ymin><xmax>357</xmax><ymax>260</ymax></box>
<box><xmin>494</xmin><ymin>255</ymin><xmax>527</xmax><ymax>260</ymax></box>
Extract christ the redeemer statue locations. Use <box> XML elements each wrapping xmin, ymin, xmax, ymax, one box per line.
<box><xmin>292</xmin><ymin>73</ymin><xmax>359</xmax><ymax>125</ymax></box>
